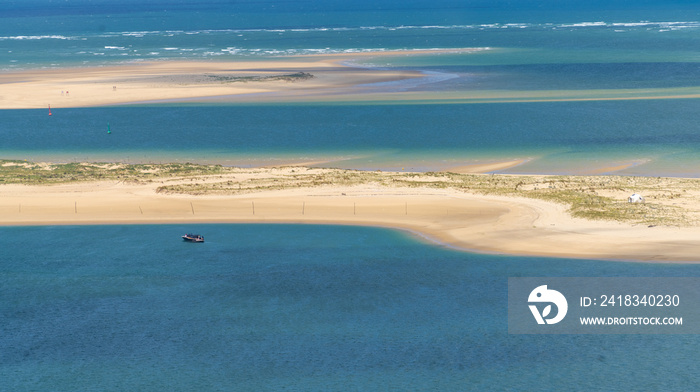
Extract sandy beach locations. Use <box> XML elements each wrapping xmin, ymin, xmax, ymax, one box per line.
<box><xmin>0</xmin><ymin>49</ymin><xmax>474</xmax><ymax>109</ymax></box>
<box><xmin>3</xmin><ymin>48</ymin><xmax>699</xmax><ymax>109</ymax></box>
<box><xmin>2</xmin><ymin>164</ymin><xmax>700</xmax><ymax>262</ymax></box>
<box><xmin>0</xmin><ymin>59</ymin><xmax>388</xmax><ymax>108</ymax></box>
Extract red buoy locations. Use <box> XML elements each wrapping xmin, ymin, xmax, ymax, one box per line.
<box><xmin>48</xmin><ymin>104</ymin><xmax>52</xmax><ymax>116</ymax></box>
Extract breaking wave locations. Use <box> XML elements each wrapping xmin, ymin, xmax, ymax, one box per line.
<box><xmin>0</xmin><ymin>35</ymin><xmax>74</xmax><ymax>41</ymax></box>
<box><xmin>5</xmin><ymin>20</ymin><xmax>695</xmax><ymax>42</ymax></box>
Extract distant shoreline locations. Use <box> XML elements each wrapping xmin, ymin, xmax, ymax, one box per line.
<box><xmin>2</xmin><ymin>49</ymin><xmax>699</xmax><ymax>109</ymax></box>
<box><xmin>0</xmin><ymin>49</ymin><xmax>475</xmax><ymax>109</ymax></box>
<box><xmin>2</xmin><ymin>161</ymin><xmax>700</xmax><ymax>263</ymax></box>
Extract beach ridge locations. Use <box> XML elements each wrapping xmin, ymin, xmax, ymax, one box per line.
<box><xmin>3</xmin><ymin>49</ymin><xmax>698</xmax><ymax>108</ymax></box>
<box><xmin>2</xmin><ymin>162</ymin><xmax>700</xmax><ymax>262</ymax></box>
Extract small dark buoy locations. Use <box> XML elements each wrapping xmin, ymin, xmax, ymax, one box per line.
<box><xmin>107</xmin><ymin>122</ymin><xmax>111</xmax><ymax>134</ymax></box>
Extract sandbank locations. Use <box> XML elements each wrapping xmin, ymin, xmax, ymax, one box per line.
<box><xmin>4</xmin><ymin>48</ymin><xmax>697</xmax><ymax>108</ymax></box>
<box><xmin>0</xmin><ymin>48</ymin><xmax>480</xmax><ymax>109</ymax></box>
<box><xmin>584</xmin><ymin>161</ymin><xmax>649</xmax><ymax>175</ymax></box>
<box><xmin>2</xmin><ymin>166</ymin><xmax>700</xmax><ymax>263</ymax></box>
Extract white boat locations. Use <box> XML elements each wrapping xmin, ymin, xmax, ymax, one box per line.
<box><xmin>182</xmin><ymin>233</ymin><xmax>204</xmax><ymax>242</ymax></box>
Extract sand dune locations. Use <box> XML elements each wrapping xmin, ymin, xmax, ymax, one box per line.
<box><xmin>2</xmin><ymin>167</ymin><xmax>700</xmax><ymax>263</ymax></box>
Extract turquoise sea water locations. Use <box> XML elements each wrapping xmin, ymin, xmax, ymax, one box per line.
<box><xmin>2</xmin><ymin>2</ymin><xmax>700</xmax><ymax>390</ymax></box>
<box><xmin>1</xmin><ymin>0</ymin><xmax>699</xmax><ymax>174</ymax></box>
<box><xmin>2</xmin><ymin>224</ymin><xmax>700</xmax><ymax>391</ymax></box>
<box><xmin>2</xmin><ymin>100</ymin><xmax>700</xmax><ymax>175</ymax></box>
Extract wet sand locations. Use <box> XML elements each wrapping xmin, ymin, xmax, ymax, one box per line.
<box><xmin>2</xmin><ymin>49</ymin><xmax>698</xmax><ymax>109</ymax></box>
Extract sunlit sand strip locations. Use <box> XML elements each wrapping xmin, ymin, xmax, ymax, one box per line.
<box><xmin>585</xmin><ymin>160</ymin><xmax>651</xmax><ymax>175</ymax></box>
<box><xmin>6</xmin><ymin>48</ymin><xmax>697</xmax><ymax>108</ymax></box>
<box><xmin>262</xmin><ymin>160</ymin><xmax>335</xmax><ymax>168</ymax></box>
<box><xmin>3</xmin><ymin>170</ymin><xmax>700</xmax><ymax>263</ymax></box>
<box><xmin>0</xmin><ymin>48</ymin><xmax>486</xmax><ymax>109</ymax></box>
<box><xmin>164</xmin><ymin>87</ymin><xmax>700</xmax><ymax>106</ymax></box>
<box><xmin>0</xmin><ymin>58</ymin><xmax>422</xmax><ymax>109</ymax></box>
<box><xmin>296</xmin><ymin>87</ymin><xmax>700</xmax><ymax>105</ymax></box>
<box><xmin>445</xmin><ymin>159</ymin><xmax>528</xmax><ymax>174</ymax></box>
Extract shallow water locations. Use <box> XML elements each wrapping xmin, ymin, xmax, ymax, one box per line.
<box><xmin>2</xmin><ymin>100</ymin><xmax>700</xmax><ymax>176</ymax></box>
<box><xmin>2</xmin><ymin>2</ymin><xmax>699</xmax><ymax>175</ymax></box>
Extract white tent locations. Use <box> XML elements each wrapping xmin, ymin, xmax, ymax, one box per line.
<box><xmin>628</xmin><ymin>193</ymin><xmax>645</xmax><ymax>203</ymax></box>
